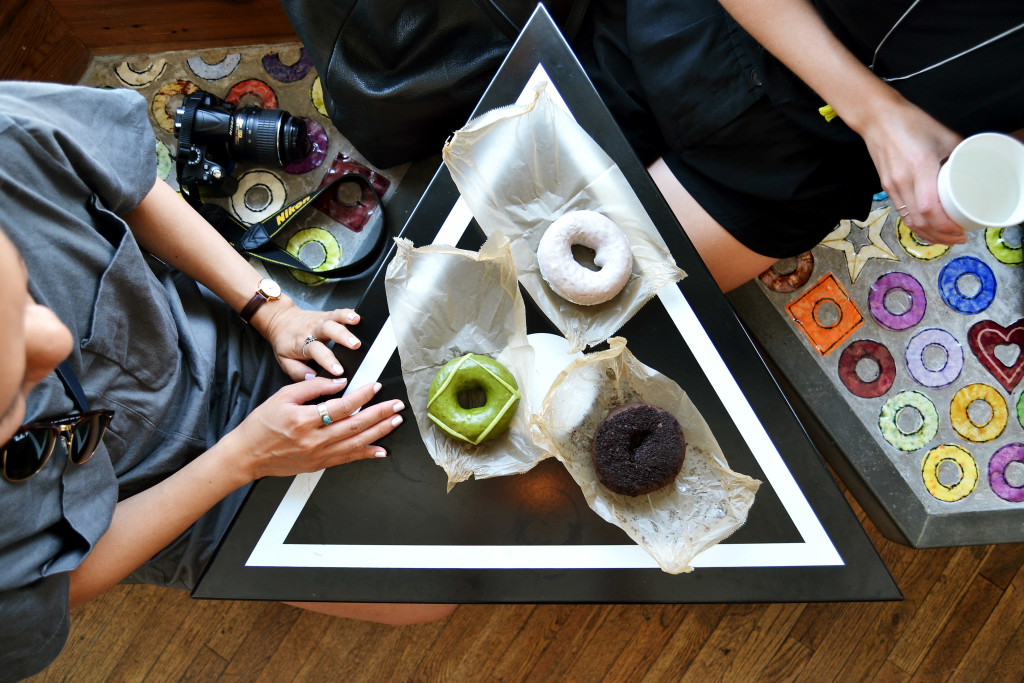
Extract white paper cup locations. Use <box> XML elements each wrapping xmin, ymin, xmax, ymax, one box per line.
<box><xmin>937</xmin><ymin>132</ymin><xmax>1024</xmax><ymax>231</ymax></box>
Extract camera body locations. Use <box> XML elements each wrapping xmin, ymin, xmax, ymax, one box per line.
<box><xmin>174</xmin><ymin>90</ymin><xmax>308</xmax><ymax>201</ymax></box>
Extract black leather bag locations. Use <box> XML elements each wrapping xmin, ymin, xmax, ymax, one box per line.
<box><xmin>280</xmin><ymin>0</ymin><xmax>589</xmax><ymax>168</ymax></box>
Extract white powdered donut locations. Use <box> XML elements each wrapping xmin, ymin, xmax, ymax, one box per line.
<box><xmin>537</xmin><ymin>210</ymin><xmax>633</xmax><ymax>305</ymax></box>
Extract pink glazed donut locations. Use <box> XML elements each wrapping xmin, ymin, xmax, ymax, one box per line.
<box><xmin>537</xmin><ymin>210</ymin><xmax>633</xmax><ymax>305</ymax></box>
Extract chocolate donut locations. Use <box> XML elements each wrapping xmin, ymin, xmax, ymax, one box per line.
<box><xmin>592</xmin><ymin>403</ymin><xmax>685</xmax><ymax>496</ymax></box>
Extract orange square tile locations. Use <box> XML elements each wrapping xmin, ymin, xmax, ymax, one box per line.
<box><xmin>786</xmin><ymin>272</ymin><xmax>864</xmax><ymax>355</ymax></box>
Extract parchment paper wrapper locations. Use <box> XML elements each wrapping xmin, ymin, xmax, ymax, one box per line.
<box><xmin>532</xmin><ymin>338</ymin><xmax>761</xmax><ymax>573</ymax></box>
<box><xmin>384</xmin><ymin>232</ymin><xmax>546</xmax><ymax>490</ymax></box>
<box><xmin>442</xmin><ymin>80</ymin><xmax>686</xmax><ymax>352</ymax></box>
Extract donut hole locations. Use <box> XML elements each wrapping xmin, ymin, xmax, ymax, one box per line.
<box><xmin>234</xmin><ymin>92</ymin><xmax>268</xmax><ymax>108</ymax></box>
<box><xmin>812</xmin><ymin>299</ymin><xmax>842</xmax><ymax>329</ymax></box>
<box><xmin>1005</xmin><ymin>461</ymin><xmax>1024</xmax><ymax>488</ymax></box>
<box><xmin>456</xmin><ymin>387</ymin><xmax>488</xmax><ymax>410</ymax></box>
<box><xmin>936</xmin><ymin>459</ymin><xmax>965</xmax><ymax>488</ymax></box>
<box><xmin>570</xmin><ymin>244</ymin><xmax>600</xmax><ymax>272</ymax></box>
<box><xmin>296</xmin><ymin>240</ymin><xmax>329</xmax><ymax>267</ymax></box>
<box><xmin>955</xmin><ymin>273</ymin><xmax>982</xmax><ymax>298</ymax></box>
<box><xmin>855</xmin><ymin>357</ymin><xmax>881</xmax><ymax>383</ymax></box>
<box><xmin>967</xmin><ymin>399</ymin><xmax>993</xmax><ymax>427</ymax></box>
<box><xmin>244</xmin><ymin>183</ymin><xmax>273</xmax><ymax>212</ymax></box>
<box><xmin>333</xmin><ymin>180</ymin><xmax>365</xmax><ymax>206</ymax></box>
<box><xmin>883</xmin><ymin>288</ymin><xmax>914</xmax><ymax>316</ymax></box>
<box><xmin>772</xmin><ymin>256</ymin><xmax>800</xmax><ymax>275</ymax></box>
<box><xmin>895</xmin><ymin>406</ymin><xmax>924</xmax><ymax>435</ymax></box>
<box><xmin>994</xmin><ymin>343</ymin><xmax>1021</xmax><ymax>368</ymax></box>
<box><xmin>627</xmin><ymin>429</ymin><xmax>653</xmax><ymax>459</ymax></box>
<box><xmin>922</xmin><ymin>343</ymin><xmax>950</xmax><ymax>372</ymax></box>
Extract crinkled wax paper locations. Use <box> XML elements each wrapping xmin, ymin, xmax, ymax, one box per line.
<box><xmin>442</xmin><ymin>79</ymin><xmax>686</xmax><ymax>353</ymax></box>
<box><xmin>532</xmin><ymin>338</ymin><xmax>761</xmax><ymax>574</ymax></box>
<box><xmin>384</xmin><ymin>232</ymin><xmax>547</xmax><ymax>490</ymax></box>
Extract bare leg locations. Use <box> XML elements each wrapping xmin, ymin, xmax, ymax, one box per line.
<box><xmin>285</xmin><ymin>601</ymin><xmax>457</xmax><ymax>625</ymax></box>
<box><xmin>648</xmin><ymin>157</ymin><xmax>777</xmax><ymax>293</ymax></box>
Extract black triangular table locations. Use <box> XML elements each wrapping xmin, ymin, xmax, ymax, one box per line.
<box><xmin>195</xmin><ymin>7</ymin><xmax>900</xmax><ymax>604</ymax></box>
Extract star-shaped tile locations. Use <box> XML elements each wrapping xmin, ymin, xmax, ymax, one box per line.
<box><xmin>819</xmin><ymin>207</ymin><xmax>899</xmax><ymax>283</ymax></box>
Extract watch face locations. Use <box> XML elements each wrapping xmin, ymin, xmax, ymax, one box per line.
<box><xmin>259</xmin><ymin>279</ymin><xmax>282</xmax><ymax>298</ymax></box>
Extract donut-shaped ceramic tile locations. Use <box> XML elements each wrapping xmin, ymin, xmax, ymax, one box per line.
<box><xmin>868</xmin><ymin>271</ymin><xmax>927</xmax><ymax>331</ymax></box>
<box><xmin>283</xmin><ymin>118</ymin><xmax>328</xmax><ymax>175</ymax></box>
<box><xmin>758</xmin><ymin>252</ymin><xmax>814</xmax><ymax>293</ymax></box>
<box><xmin>989</xmin><ymin>443</ymin><xmax>1024</xmax><ymax>503</ymax></box>
<box><xmin>938</xmin><ymin>256</ymin><xmax>997</xmax><ymax>315</ymax></box>
<box><xmin>115</xmin><ymin>58</ymin><xmax>167</xmax><ymax>87</ymax></box>
<box><xmin>187</xmin><ymin>53</ymin><xmax>242</xmax><ymax>81</ymax></box>
<box><xmin>786</xmin><ymin>273</ymin><xmax>864</xmax><ymax>355</ymax></box>
<box><xmin>262</xmin><ymin>47</ymin><xmax>314</xmax><ymax>83</ymax></box>
<box><xmin>949</xmin><ymin>383</ymin><xmax>1008</xmax><ymax>443</ymax></box>
<box><xmin>879</xmin><ymin>390</ymin><xmax>939</xmax><ymax>452</ymax></box>
<box><xmin>905</xmin><ymin>328</ymin><xmax>964</xmax><ymax>389</ymax></box>
<box><xmin>156</xmin><ymin>139</ymin><xmax>173</xmax><ymax>181</ymax></box>
<box><xmin>310</xmin><ymin>77</ymin><xmax>329</xmax><ymax>118</ymax></box>
<box><xmin>896</xmin><ymin>216</ymin><xmax>950</xmax><ymax>261</ymax></box>
<box><xmin>230</xmin><ymin>170</ymin><xmax>287</xmax><ymax>224</ymax></box>
<box><xmin>985</xmin><ymin>226</ymin><xmax>1023</xmax><ymax>266</ymax></box>
<box><xmin>921</xmin><ymin>444</ymin><xmax>979</xmax><ymax>503</ymax></box>
<box><xmin>151</xmin><ymin>80</ymin><xmax>199</xmax><ymax>133</ymax></box>
<box><xmin>286</xmin><ymin>227</ymin><xmax>342</xmax><ymax>286</ymax></box>
<box><xmin>838</xmin><ymin>339</ymin><xmax>896</xmax><ymax>398</ymax></box>
<box><xmin>225</xmin><ymin>79</ymin><xmax>278</xmax><ymax>109</ymax></box>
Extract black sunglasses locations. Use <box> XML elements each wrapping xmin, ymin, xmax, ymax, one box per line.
<box><xmin>2</xmin><ymin>410</ymin><xmax>114</xmax><ymax>482</ymax></box>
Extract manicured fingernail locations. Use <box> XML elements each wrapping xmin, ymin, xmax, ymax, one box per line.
<box><xmin>332</xmin><ymin>364</ymin><xmax>343</xmax><ymax>375</ymax></box>
<box><xmin>332</xmin><ymin>377</ymin><xmax>348</xmax><ymax>385</ymax></box>
<box><xmin>348</xmin><ymin>312</ymin><xmax>359</xmax><ymax>323</ymax></box>
<box><xmin>350</xmin><ymin>338</ymin><xmax>361</xmax><ymax>349</ymax></box>
<box><xmin>305</xmin><ymin>372</ymin><xmax>316</xmax><ymax>381</ymax></box>
<box><xmin>374</xmin><ymin>449</ymin><xmax>387</xmax><ymax>458</ymax></box>
<box><xmin>373</xmin><ymin>382</ymin><xmax>382</xmax><ymax>393</ymax></box>
<box><xmin>393</xmin><ymin>401</ymin><xmax>405</xmax><ymax>413</ymax></box>
<box><xmin>391</xmin><ymin>415</ymin><xmax>403</xmax><ymax>427</ymax></box>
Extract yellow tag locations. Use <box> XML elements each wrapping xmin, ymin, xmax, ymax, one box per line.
<box><xmin>819</xmin><ymin>104</ymin><xmax>838</xmax><ymax>122</ymax></box>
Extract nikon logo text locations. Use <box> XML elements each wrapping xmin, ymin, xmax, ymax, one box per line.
<box><xmin>277</xmin><ymin>197</ymin><xmax>313</xmax><ymax>226</ymax></box>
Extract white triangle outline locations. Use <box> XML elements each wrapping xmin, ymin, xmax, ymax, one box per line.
<box><xmin>245</xmin><ymin>67</ymin><xmax>843</xmax><ymax>571</ymax></box>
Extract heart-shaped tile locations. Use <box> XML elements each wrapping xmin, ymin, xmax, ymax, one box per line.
<box><xmin>968</xmin><ymin>319</ymin><xmax>1024</xmax><ymax>393</ymax></box>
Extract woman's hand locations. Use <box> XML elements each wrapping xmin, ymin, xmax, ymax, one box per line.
<box><xmin>226</xmin><ymin>377</ymin><xmax>404</xmax><ymax>482</ymax></box>
<box><xmin>857</xmin><ymin>99</ymin><xmax>966</xmax><ymax>246</ymax></box>
<box><xmin>253</xmin><ymin>298</ymin><xmax>364</xmax><ymax>381</ymax></box>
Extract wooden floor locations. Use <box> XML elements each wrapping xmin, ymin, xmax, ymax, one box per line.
<box><xmin>26</xmin><ymin>484</ymin><xmax>1024</xmax><ymax>683</ymax></box>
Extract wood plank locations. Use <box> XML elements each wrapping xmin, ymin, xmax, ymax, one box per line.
<box><xmin>978</xmin><ymin>543</ymin><xmax>1024</xmax><ymax>591</ymax></box>
<box><xmin>754</xmin><ymin>636</ymin><xmax>813</xmax><ymax>683</ymax></box>
<box><xmin>678</xmin><ymin>604</ymin><xmax>763</xmax><ymax>682</ymax></box>
<box><xmin>910</xmin><ymin>575</ymin><xmax>1002</xmax><ymax>682</ymax></box>
<box><xmin>521</xmin><ymin>604</ymin><xmax>609</xmax><ymax>681</ymax></box>
<box><xmin>147</xmin><ymin>592</ymin><xmax>237</xmax><ymax>678</ymax></box>
<box><xmin>34</xmin><ymin>584</ymin><xmax>133</xmax><ymax>681</ymax></box>
<box><xmin>418</xmin><ymin>605</ymin><xmax>535</xmax><ymax>682</ymax></box>
<box><xmin>220</xmin><ymin>602</ymin><xmax>302</xmax><ymax>679</ymax></box>
<box><xmin>887</xmin><ymin>545</ymin><xmax>989</xmax><ymax>674</ymax></box>
<box><xmin>602</xmin><ymin>605</ymin><xmax>690</xmax><ymax>682</ymax></box>
<box><xmin>105</xmin><ymin>587</ymin><xmax>193</xmax><ymax>681</ymax></box>
<box><xmin>67</xmin><ymin>583</ymin><xmax>163</xmax><ymax>680</ymax></box>
<box><xmin>722</xmin><ymin>603</ymin><xmax>805</xmax><ymax>681</ymax></box>
<box><xmin>254</xmin><ymin>610</ymin><xmax>332</xmax><ymax>683</ymax></box>
<box><xmin>642</xmin><ymin>604</ymin><xmax>729</xmax><ymax>680</ymax></box>
<box><xmin>0</xmin><ymin>0</ymin><xmax>90</xmax><ymax>82</ymax></box>
<box><xmin>48</xmin><ymin>0</ymin><xmax>298</xmax><ymax>54</ymax></box>
<box><xmin>951</xmin><ymin>566</ymin><xmax>1024</xmax><ymax>682</ymax></box>
<box><xmin>985</xmin><ymin>616</ymin><xmax>1024</xmax><ymax>683</ymax></box>
<box><xmin>495</xmin><ymin>604</ymin><xmax>613</xmax><ymax>681</ymax></box>
<box><xmin>290</xmin><ymin>615</ymin><xmax>377</xmax><ymax>681</ymax></box>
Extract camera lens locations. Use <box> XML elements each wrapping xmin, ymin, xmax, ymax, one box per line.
<box><xmin>233</xmin><ymin>108</ymin><xmax>309</xmax><ymax>165</ymax></box>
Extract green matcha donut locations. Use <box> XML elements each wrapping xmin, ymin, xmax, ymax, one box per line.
<box><xmin>427</xmin><ymin>353</ymin><xmax>521</xmax><ymax>445</ymax></box>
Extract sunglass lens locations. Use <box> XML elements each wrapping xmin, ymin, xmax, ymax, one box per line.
<box><xmin>4</xmin><ymin>429</ymin><xmax>56</xmax><ymax>481</ymax></box>
<box><xmin>69</xmin><ymin>413</ymin><xmax>110</xmax><ymax>465</ymax></box>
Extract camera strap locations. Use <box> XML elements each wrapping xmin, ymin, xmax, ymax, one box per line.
<box><xmin>182</xmin><ymin>172</ymin><xmax>388</xmax><ymax>281</ymax></box>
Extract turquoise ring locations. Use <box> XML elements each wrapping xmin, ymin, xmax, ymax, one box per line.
<box><xmin>317</xmin><ymin>402</ymin><xmax>332</xmax><ymax>425</ymax></box>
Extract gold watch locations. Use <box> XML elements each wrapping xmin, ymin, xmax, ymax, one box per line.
<box><xmin>239</xmin><ymin>278</ymin><xmax>282</xmax><ymax>323</ymax></box>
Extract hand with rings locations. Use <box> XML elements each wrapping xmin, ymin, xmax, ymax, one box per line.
<box><xmin>254</xmin><ymin>299</ymin><xmax>365</xmax><ymax>382</ymax></box>
<box><xmin>857</xmin><ymin>96</ymin><xmax>966</xmax><ymax>247</ymax></box>
<box><xmin>228</xmin><ymin>377</ymin><xmax>405</xmax><ymax>480</ymax></box>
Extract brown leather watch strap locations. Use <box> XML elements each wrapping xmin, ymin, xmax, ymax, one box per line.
<box><xmin>239</xmin><ymin>290</ymin><xmax>270</xmax><ymax>323</ymax></box>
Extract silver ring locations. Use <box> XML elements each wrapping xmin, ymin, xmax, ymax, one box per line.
<box><xmin>896</xmin><ymin>204</ymin><xmax>907</xmax><ymax>211</ymax></box>
<box><xmin>301</xmin><ymin>335</ymin><xmax>321</xmax><ymax>358</ymax></box>
<box><xmin>317</xmin><ymin>402</ymin><xmax>332</xmax><ymax>425</ymax></box>
<box><xmin>899</xmin><ymin>210</ymin><xmax>911</xmax><ymax>218</ymax></box>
